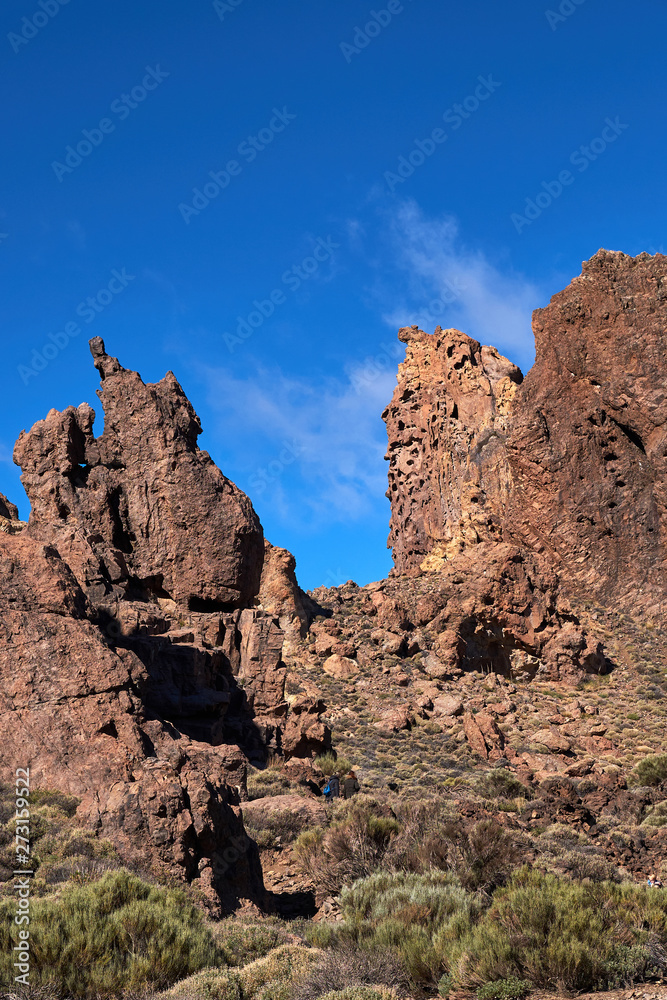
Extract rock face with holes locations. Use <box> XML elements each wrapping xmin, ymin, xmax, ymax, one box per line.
<box><xmin>384</xmin><ymin>250</ymin><xmax>667</xmax><ymax>619</ymax></box>
<box><xmin>383</xmin><ymin>326</ymin><xmax>522</xmax><ymax>576</ymax></box>
<box><xmin>14</xmin><ymin>337</ymin><xmax>264</xmax><ymax>609</ymax></box>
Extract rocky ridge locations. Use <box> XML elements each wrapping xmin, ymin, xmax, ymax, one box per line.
<box><xmin>1</xmin><ymin>250</ymin><xmax>666</xmax><ymax>914</ymax></box>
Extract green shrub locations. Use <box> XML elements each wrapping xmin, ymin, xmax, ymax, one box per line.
<box><xmin>245</xmin><ymin>808</ymin><xmax>309</xmax><ymax>849</ymax></box>
<box><xmin>247</xmin><ymin>768</ymin><xmax>291</xmax><ymax>801</ymax></box>
<box><xmin>642</xmin><ymin>801</ymin><xmax>667</xmax><ymax>828</ymax></box>
<box><xmin>477</xmin><ymin>977</ymin><xmax>531</xmax><ymax>1000</ymax></box>
<box><xmin>339</xmin><ymin>871</ymin><xmax>481</xmax><ymax>987</ymax></box>
<box><xmin>0</xmin><ymin>869</ymin><xmax>220</xmax><ymax>996</ymax></box>
<box><xmin>438</xmin><ymin>972</ymin><xmax>452</xmax><ymax>997</ymax></box>
<box><xmin>629</xmin><ymin>754</ymin><xmax>667</xmax><ymax>787</ymax></box>
<box><xmin>445</xmin><ymin>869</ymin><xmax>667</xmax><ymax>992</ymax></box>
<box><xmin>315</xmin><ymin>753</ymin><xmax>353</xmax><ymax>777</ymax></box>
<box><xmin>294</xmin><ymin>800</ymin><xmax>398</xmax><ymax>895</ymax></box>
<box><xmin>475</xmin><ymin>771</ymin><xmax>531</xmax><ymax>801</ymax></box>
<box><xmin>163</xmin><ymin>945</ymin><xmax>317</xmax><ymax>1000</ymax></box>
<box><xmin>30</xmin><ymin>789</ymin><xmax>80</xmax><ymax>817</ymax></box>
<box><xmin>212</xmin><ymin>919</ymin><xmax>294</xmax><ymax>967</ymax></box>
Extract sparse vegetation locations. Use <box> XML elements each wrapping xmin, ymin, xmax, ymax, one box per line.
<box><xmin>0</xmin><ymin>869</ymin><xmax>221</xmax><ymax>996</ymax></box>
<box><xmin>315</xmin><ymin>753</ymin><xmax>353</xmax><ymax>777</ymax></box>
<box><xmin>629</xmin><ymin>753</ymin><xmax>667</xmax><ymax>787</ymax></box>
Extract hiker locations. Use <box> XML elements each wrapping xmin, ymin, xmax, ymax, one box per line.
<box><xmin>323</xmin><ymin>773</ymin><xmax>340</xmax><ymax>804</ymax></box>
<box><xmin>343</xmin><ymin>770</ymin><xmax>360</xmax><ymax>799</ymax></box>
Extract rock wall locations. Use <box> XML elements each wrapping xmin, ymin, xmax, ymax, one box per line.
<box><xmin>506</xmin><ymin>249</ymin><xmax>667</xmax><ymax>616</ymax></box>
<box><xmin>0</xmin><ymin>530</ymin><xmax>263</xmax><ymax>912</ymax></box>
<box><xmin>383</xmin><ymin>250</ymin><xmax>667</xmax><ymax>618</ymax></box>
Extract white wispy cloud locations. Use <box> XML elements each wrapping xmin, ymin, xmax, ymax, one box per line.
<box><xmin>197</xmin><ymin>361</ymin><xmax>396</xmax><ymax>528</ymax></box>
<box><xmin>368</xmin><ymin>199</ymin><xmax>543</xmax><ymax>369</ymax></box>
<box><xmin>194</xmin><ymin>201</ymin><xmax>545</xmax><ymax>531</ymax></box>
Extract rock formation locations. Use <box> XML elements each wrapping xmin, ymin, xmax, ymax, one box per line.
<box><xmin>3</xmin><ymin>250</ymin><xmax>667</xmax><ymax>912</ymax></box>
<box><xmin>0</xmin><ymin>528</ymin><xmax>262</xmax><ymax>911</ymax></box>
<box><xmin>384</xmin><ymin>250</ymin><xmax>667</xmax><ymax>620</ymax></box>
<box><xmin>383</xmin><ymin>327</ymin><xmax>522</xmax><ymax>574</ymax></box>
<box><xmin>1</xmin><ymin>338</ymin><xmax>329</xmax><ymax>911</ymax></box>
<box><xmin>14</xmin><ymin>337</ymin><xmax>264</xmax><ymax>608</ymax></box>
<box><xmin>506</xmin><ymin>249</ymin><xmax>667</xmax><ymax>617</ymax></box>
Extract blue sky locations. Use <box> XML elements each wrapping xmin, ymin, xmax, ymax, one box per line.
<box><xmin>1</xmin><ymin>0</ymin><xmax>665</xmax><ymax>590</ymax></box>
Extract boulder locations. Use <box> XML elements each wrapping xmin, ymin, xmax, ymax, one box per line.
<box><xmin>322</xmin><ymin>654</ymin><xmax>359</xmax><ymax>680</ymax></box>
<box><xmin>531</xmin><ymin>728</ymin><xmax>572</xmax><ymax>754</ymax></box>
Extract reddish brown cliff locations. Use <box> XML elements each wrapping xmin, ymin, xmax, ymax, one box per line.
<box><xmin>506</xmin><ymin>249</ymin><xmax>667</xmax><ymax>617</ymax></box>
<box><xmin>14</xmin><ymin>337</ymin><xmax>264</xmax><ymax>608</ymax></box>
<box><xmin>383</xmin><ymin>250</ymin><xmax>667</xmax><ymax>620</ymax></box>
<box><xmin>0</xmin><ymin>529</ymin><xmax>262</xmax><ymax>912</ymax></box>
<box><xmin>1</xmin><ymin>338</ymin><xmax>329</xmax><ymax>910</ymax></box>
<box><xmin>383</xmin><ymin>326</ymin><xmax>522</xmax><ymax>575</ymax></box>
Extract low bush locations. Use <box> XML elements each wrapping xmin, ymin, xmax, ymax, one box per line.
<box><xmin>642</xmin><ymin>801</ymin><xmax>667</xmax><ymax>828</ymax></box>
<box><xmin>475</xmin><ymin>771</ymin><xmax>531</xmax><ymax>801</ymax></box>
<box><xmin>445</xmin><ymin>868</ymin><xmax>667</xmax><ymax>992</ymax></box>
<box><xmin>247</xmin><ymin>768</ymin><xmax>292</xmax><ymax>801</ymax></box>
<box><xmin>435</xmin><ymin>819</ymin><xmax>521</xmax><ymax>892</ymax></box>
<box><xmin>477</xmin><ymin>977</ymin><xmax>531</xmax><ymax>1000</ymax></box>
<box><xmin>245</xmin><ymin>808</ymin><xmax>309</xmax><ymax>849</ymax></box>
<box><xmin>294</xmin><ymin>800</ymin><xmax>398</xmax><ymax>895</ymax></box>
<box><xmin>292</xmin><ymin>943</ymin><xmax>408</xmax><ymax>1000</ymax></box>
<box><xmin>163</xmin><ymin>945</ymin><xmax>317</xmax><ymax>1000</ymax></box>
<box><xmin>552</xmin><ymin>849</ymin><xmax>620</xmax><ymax>883</ymax></box>
<box><xmin>212</xmin><ymin>919</ymin><xmax>295</xmax><ymax>967</ymax></box>
<box><xmin>315</xmin><ymin>753</ymin><xmax>353</xmax><ymax>778</ymax></box>
<box><xmin>629</xmin><ymin>754</ymin><xmax>667</xmax><ymax>787</ymax></box>
<box><xmin>0</xmin><ymin>784</ymin><xmax>119</xmax><ymax>899</ymax></box>
<box><xmin>0</xmin><ymin>869</ymin><xmax>220</xmax><ymax>996</ymax></box>
<box><xmin>338</xmin><ymin>870</ymin><xmax>482</xmax><ymax>987</ymax></box>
